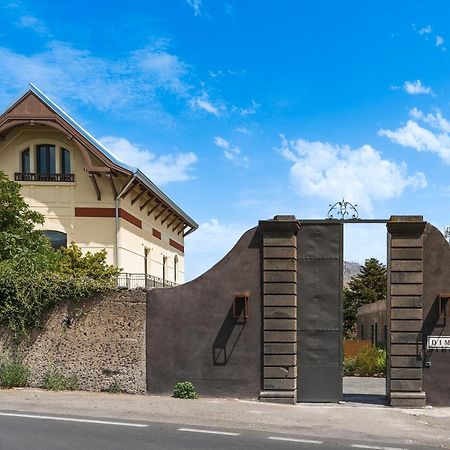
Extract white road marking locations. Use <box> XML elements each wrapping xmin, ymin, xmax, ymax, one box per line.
<box><xmin>0</xmin><ymin>412</ymin><xmax>148</xmax><ymax>428</ymax></box>
<box><xmin>178</xmin><ymin>427</ymin><xmax>240</xmax><ymax>436</ymax></box>
<box><xmin>351</xmin><ymin>445</ymin><xmax>406</xmax><ymax>450</ymax></box>
<box><xmin>268</xmin><ymin>436</ymin><xmax>323</xmax><ymax>444</ymax></box>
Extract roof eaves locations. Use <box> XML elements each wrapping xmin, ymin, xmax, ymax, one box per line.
<box><xmin>135</xmin><ymin>170</ymin><xmax>198</xmax><ymax>230</ymax></box>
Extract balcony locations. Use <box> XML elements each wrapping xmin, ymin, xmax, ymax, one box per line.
<box><xmin>117</xmin><ymin>273</ymin><xmax>178</xmax><ymax>289</ymax></box>
<box><xmin>14</xmin><ymin>172</ymin><xmax>75</xmax><ymax>182</ymax></box>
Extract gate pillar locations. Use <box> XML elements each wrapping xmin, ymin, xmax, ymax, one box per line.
<box><xmin>387</xmin><ymin>215</ymin><xmax>427</xmax><ymax>407</ymax></box>
<box><xmin>259</xmin><ymin>215</ymin><xmax>300</xmax><ymax>404</ymax></box>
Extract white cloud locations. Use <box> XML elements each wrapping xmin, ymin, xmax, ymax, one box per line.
<box><xmin>233</xmin><ymin>99</ymin><xmax>260</xmax><ymax>116</ymax></box>
<box><xmin>278</xmin><ymin>135</ymin><xmax>426</xmax><ymax>214</ymax></box>
<box><xmin>14</xmin><ymin>14</ymin><xmax>49</xmax><ymax>35</ymax></box>
<box><xmin>235</xmin><ymin>126</ymin><xmax>251</xmax><ymax>134</ymax></box>
<box><xmin>224</xmin><ymin>3</ymin><xmax>234</xmax><ymax>16</ymax></box>
<box><xmin>189</xmin><ymin>93</ymin><xmax>221</xmax><ymax>116</ymax></box>
<box><xmin>0</xmin><ymin>40</ymin><xmax>194</xmax><ymax>125</ymax></box>
<box><xmin>213</xmin><ymin>136</ymin><xmax>249</xmax><ymax>166</ymax></box>
<box><xmin>403</xmin><ymin>80</ymin><xmax>432</xmax><ymax>95</ymax></box>
<box><xmin>436</xmin><ymin>35</ymin><xmax>445</xmax><ymax>47</ymax></box>
<box><xmin>184</xmin><ymin>219</ymin><xmax>249</xmax><ymax>280</ymax></box>
<box><xmin>379</xmin><ymin>109</ymin><xmax>450</xmax><ymax>164</ymax></box>
<box><xmin>419</xmin><ymin>25</ymin><xmax>432</xmax><ymax>35</ymax></box>
<box><xmin>185</xmin><ymin>0</ymin><xmax>203</xmax><ymax>16</ymax></box>
<box><xmin>100</xmin><ymin>136</ymin><xmax>197</xmax><ymax>185</ymax></box>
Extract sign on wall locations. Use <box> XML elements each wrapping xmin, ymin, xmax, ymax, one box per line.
<box><xmin>427</xmin><ymin>336</ymin><xmax>450</xmax><ymax>350</ymax></box>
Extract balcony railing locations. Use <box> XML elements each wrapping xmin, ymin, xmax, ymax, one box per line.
<box><xmin>117</xmin><ymin>273</ymin><xmax>178</xmax><ymax>290</ymax></box>
<box><xmin>14</xmin><ymin>172</ymin><xmax>75</xmax><ymax>182</ymax></box>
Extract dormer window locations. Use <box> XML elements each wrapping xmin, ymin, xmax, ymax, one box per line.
<box><xmin>61</xmin><ymin>148</ymin><xmax>71</xmax><ymax>174</ymax></box>
<box><xmin>15</xmin><ymin>144</ymin><xmax>74</xmax><ymax>182</ymax></box>
<box><xmin>36</xmin><ymin>144</ymin><xmax>56</xmax><ymax>175</ymax></box>
<box><xmin>21</xmin><ymin>148</ymin><xmax>30</xmax><ymax>173</ymax></box>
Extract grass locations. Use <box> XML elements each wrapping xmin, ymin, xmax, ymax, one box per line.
<box><xmin>42</xmin><ymin>369</ymin><xmax>79</xmax><ymax>391</ymax></box>
<box><xmin>0</xmin><ymin>358</ymin><xmax>29</xmax><ymax>388</ymax></box>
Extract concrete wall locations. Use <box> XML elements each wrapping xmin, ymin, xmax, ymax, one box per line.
<box><xmin>0</xmin><ymin>290</ymin><xmax>146</xmax><ymax>394</ymax></box>
<box><xmin>0</xmin><ymin>126</ymin><xmax>185</xmax><ymax>282</ymax></box>
<box><xmin>357</xmin><ymin>299</ymin><xmax>387</xmax><ymax>346</ymax></box>
<box><xmin>146</xmin><ymin>227</ymin><xmax>262</xmax><ymax>398</ymax></box>
<box><xmin>422</xmin><ymin>224</ymin><xmax>450</xmax><ymax>406</ymax></box>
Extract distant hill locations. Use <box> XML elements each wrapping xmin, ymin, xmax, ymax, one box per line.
<box><xmin>343</xmin><ymin>261</ymin><xmax>362</xmax><ymax>287</ymax></box>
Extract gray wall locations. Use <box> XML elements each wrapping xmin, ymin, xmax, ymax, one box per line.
<box><xmin>146</xmin><ymin>227</ymin><xmax>262</xmax><ymax>398</ymax></box>
<box><xmin>357</xmin><ymin>299</ymin><xmax>387</xmax><ymax>346</ymax></box>
<box><xmin>423</xmin><ymin>224</ymin><xmax>450</xmax><ymax>406</ymax></box>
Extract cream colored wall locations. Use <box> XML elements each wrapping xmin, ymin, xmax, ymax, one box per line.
<box><xmin>0</xmin><ymin>126</ymin><xmax>186</xmax><ymax>283</ymax></box>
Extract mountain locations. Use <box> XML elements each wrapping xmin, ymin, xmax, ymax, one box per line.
<box><xmin>343</xmin><ymin>261</ymin><xmax>362</xmax><ymax>287</ymax></box>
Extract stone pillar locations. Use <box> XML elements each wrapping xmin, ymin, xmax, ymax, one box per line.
<box><xmin>387</xmin><ymin>215</ymin><xmax>427</xmax><ymax>407</ymax></box>
<box><xmin>259</xmin><ymin>215</ymin><xmax>300</xmax><ymax>404</ymax></box>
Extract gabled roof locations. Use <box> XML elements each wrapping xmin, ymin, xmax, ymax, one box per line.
<box><xmin>0</xmin><ymin>84</ymin><xmax>198</xmax><ymax>232</ymax></box>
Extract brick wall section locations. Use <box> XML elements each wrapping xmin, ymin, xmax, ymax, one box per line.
<box><xmin>259</xmin><ymin>216</ymin><xmax>300</xmax><ymax>404</ymax></box>
<box><xmin>387</xmin><ymin>216</ymin><xmax>427</xmax><ymax>407</ymax></box>
<box><xmin>0</xmin><ymin>290</ymin><xmax>146</xmax><ymax>394</ymax></box>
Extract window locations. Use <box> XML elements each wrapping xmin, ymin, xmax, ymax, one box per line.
<box><xmin>162</xmin><ymin>256</ymin><xmax>168</xmax><ymax>284</ymax></box>
<box><xmin>61</xmin><ymin>148</ymin><xmax>71</xmax><ymax>174</ymax></box>
<box><xmin>42</xmin><ymin>230</ymin><xmax>67</xmax><ymax>249</ymax></box>
<box><xmin>174</xmin><ymin>255</ymin><xmax>178</xmax><ymax>283</ymax></box>
<box><xmin>36</xmin><ymin>144</ymin><xmax>56</xmax><ymax>174</ymax></box>
<box><xmin>21</xmin><ymin>148</ymin><xmax>30</xmax><ymax>173</ymax></box>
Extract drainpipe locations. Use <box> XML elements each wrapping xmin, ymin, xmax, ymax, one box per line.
<box><xmin>115</xmin><ymin>174</ymin><xmax>137</xmax><ymax>270</ymax></box>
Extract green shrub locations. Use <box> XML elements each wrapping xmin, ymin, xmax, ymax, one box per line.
<box><xmin>0</xmin><ymin>358</ymin><xmax>29</xmax><ymax>388</ymax></box>
<box><xmin>344</xmin><ymin>346</ymin><xmax>386</xmax><ymax>377</ymax></box>
<box><xmin>43</xmin><ymin>370</ymin><xmax>79</xmax><ymax>391</ymax></box>
<box><xmin>106</xmin><ymin>379</ymin><xmax>123</xmax><ymax>394</ymax></box>
<box><xmin>173</xmin><ymin>381</ymin><xmax>198</xmax><ymax>399</ymax></box>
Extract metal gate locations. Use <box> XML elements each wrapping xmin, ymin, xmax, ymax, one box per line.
<box><xmin>297</xmin><ymin>221</ymin><xmax>343</xmax><ymax>402</ymax></box>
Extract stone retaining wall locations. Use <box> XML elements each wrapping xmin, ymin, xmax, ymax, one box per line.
<box><xmin>0</xmin><ymin>290</ymin><xmax>146</xmax><ymax>394</ymax></box>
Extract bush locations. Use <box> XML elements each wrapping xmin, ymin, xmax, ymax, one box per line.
<box><xmin>344</xmin><ymin>346</ymin><xmax>386</xmax><ymax>377</ymax></box>
<box><xmin>42</xmin><ymin>370</ymin><xmax>79</xmax><ymax>391</ymax></box>
<box><xmin>0</xmin><ymin>267</ymin><xmax>115</xmax><ymax>336</ymax></box>
<box><xmin>106</xmin><ymin>379</ymin><xmax>123</xmax><ymax>394</ymax></box>
<box><xmin>173</xmin><ymin>381</ymin><xmax>198</xmax><ymax>399</ymax></box>
<box><xmin>0</xmin><ymin>358</ymin><xmax>29</xmax><ymax>388</ymax></box>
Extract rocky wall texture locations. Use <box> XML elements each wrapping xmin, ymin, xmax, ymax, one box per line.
<box><xmin>0</xmin><ymin>289</ymin><xmax>146</xmax><ymax>394</ymax></box>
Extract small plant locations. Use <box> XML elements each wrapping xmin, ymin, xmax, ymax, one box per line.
<box><xmin>173</xmin><ymin>381</ymin><xmax>198</xmax><ymax>399</ymax></box>
<box><xmin>107</xmin><ymin>379</ymin><xmax>123</xmax><ymax>394</ymax></box>
<box><xmin>344</xmin><ymin>346</ymin><xmax>386</xmax><ymax>377</ymax></box>
<box><xmin>43</xmin><ymin>369</ymin><xmax>79</xmax><ymax>391</ymax></box>
<box><xmin>0</xmin><ymin>358</ymin><xmax>29</xmax><ymax>388</ymax></box>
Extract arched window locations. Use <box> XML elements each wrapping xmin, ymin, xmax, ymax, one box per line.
<box><xmin>61</xmin><ymin>148</ymin><xmax>71</xmax><ymax>174</ymax></box>
<box><xmin>36</xmin><ymin>144</ymin><xmax>56</xmax><ymax>175</ymax></box>
<box><xmin>174</xmin><ymin>255</ymin><xmax>178</xmax><ymax>283</ymax></box>
<box><xmin>21</xmin><ymin>148</ymin><xmax>30</xmax><ymax>173</ymax></box>
<box><xmin>42</xmin><ymin>230</ymin><xmax>67</xmax><ymax>249</ymax></box>
<box><xmin>162</xmin><ymin>256</ymin><xmax>168</xmax><ymax>285</ymax></box>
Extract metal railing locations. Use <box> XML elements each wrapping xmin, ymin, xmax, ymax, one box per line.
<box><xmin>117</xmin><ymin>273</ymin><xmax>178</xmax><ymax>289</ymax></box>
<box><xmin>14</xmin><ymin>172</ymin><xmax>75</xmax><ymax>182</ymax></box>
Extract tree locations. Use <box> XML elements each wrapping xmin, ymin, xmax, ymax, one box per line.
<box><xmin>0</xmin><ymin>172</ymin><xmax>120</xmax><ymax>335</ymax></box>
<box><xmin>0</xmin><ymin>171</ymin><xmax>56</xmax><ymax>271</ymax></box>
<box><xmin>343</xmin><ymin>258</ymin><xmax>387</xmax><ymax>339</ymax></box>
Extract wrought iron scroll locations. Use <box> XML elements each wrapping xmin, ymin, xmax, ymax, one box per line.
<box><xmin>327</xmin><ymin>199</ymin><xmax>359</xmax><ymax>220</ymax></box>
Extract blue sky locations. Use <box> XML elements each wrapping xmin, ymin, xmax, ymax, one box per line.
<box><xmin>1</xmin><ymin>0</ymin><xmax>450</xmax><ymax>279</ymax></box>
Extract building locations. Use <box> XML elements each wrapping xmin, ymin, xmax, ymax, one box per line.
<box><xmin>356</xmin><ymin>299</ymin><xmax>387</xmax><ymax>346</ymax></box>
<box><xmin>0</xmin><ymin>84</ymin><xmax>198</xmax><ymax>286</ymax></box>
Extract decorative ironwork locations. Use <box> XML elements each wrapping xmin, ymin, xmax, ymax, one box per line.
<box><xmin>15</xmin><ymin>172</ymin><xmax>75</xmax><ymax>182</ymax></box>
<box><xmin>327</xmin><ymin>199</ymin><xmax>359</xmax><ymax>220</ymax></box>
<box><xmin>117</xmin><ymin>273</ymin><xmax>178</xmax><ymax>289</ymax></box>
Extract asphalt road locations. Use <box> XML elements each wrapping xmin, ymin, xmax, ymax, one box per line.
<box><xmin>0</xmin><ymin>411</ymin><xmax>442</xmax><ymax>450</ymax></box>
